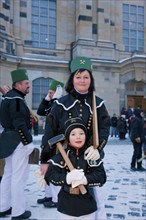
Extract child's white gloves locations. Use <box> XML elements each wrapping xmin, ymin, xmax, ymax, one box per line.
<box><xmin>72</xmin><ymin>176</ymin><xmax>87</xmax><ymax>188</ymax></box>
<box><xmin>84</xmin><ymin>146</ymin><xmax>100</xmax><ymax>160</ymax></box>
<box><xmin>66</xmin><ymin>169</ymin><xmax>84</xmax><ymax>185</ymax></box>
<box><xmin>66</xmin><ymin>169</ymin><xmax>87</xmax><ymax>188</ymax></box>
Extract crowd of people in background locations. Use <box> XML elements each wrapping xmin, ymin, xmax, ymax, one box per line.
<box><xmin>110</xmin><ymin>106</ymin><xmax>146</xmax><ymax>172</ymax></box>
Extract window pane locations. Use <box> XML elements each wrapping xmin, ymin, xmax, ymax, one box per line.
<box><xmin>123</xmin><ymin>4</ymin><xmax>129</xmax><ymax>12</ymax></box>
<box><xmin>40</xmin><ymin>34</ymin><xmax>47</xmax><ymax>41</ymax></box>
<box><xmin>130</xmin><ymin>5</ymin><xmax>136</xmax><ymax>13</ymax></box>
<box><xmin>50</xmin><ymin>0</ymin><xmax>56</xmax><ymax>9</ymax></box>
<box><xmin>32</xmin><ymin>16</ymin><xmax>39</xmax><ymax>23</ymax></box>
<box><xmin>49</xmin><ymin>10</ymin><xmax>56</xmax><ymax>17</ymax></box>
<box><xmin>40</xmin><ymin>17</ymin><xmax>48</xmax><ymax>24</ymax></box>
<box><xmin>138</xmin><ymin>31</ymin><xmax>144</xmax><ymax>39</ymax></box>
<box><xmin>49</xmin><ymin>35</ymin><xmax>56</xmax><ymax>43</ymax></box>
<box><xmin>32</xmin><ymin>33</ymin><xmax>39</xmax><ymax>40</ymax></box>
<box><xmin>123</xmin><ymin>21</ymin><xmax>129</xmax><ymax>29</ymax></box>
<box><xmin>138</xmin><ymin>6</ymin><xmax>144</xmax><ymax>14</ymax></box>
<box><xmin>40</xmin><ymin>8</ymin><xmax>48</xmax><ymax>15</ymax></box>
<box><xmin>40</xmin><ymin>42</ymin><xmax>47</xmax><ymax>48</ymax></box>
<box><xmin>40</xmin><ymin>25</ymin><xmax>48</xmax><ymax>33</ymax></box>
<box><xmin>32</xmin><ymin>7</ymin><xmax>39</xmax><ymax>15</ymax></box>
<box><xmin>49</xmin><ymin>17</ymin><xmax>56</xmax><ymax>26</ymax></box>
<box><xmin>32</xmin><ymin>24</ymin><xmax>39</xmax><ymax>32</ymax></box>
<box><xmin>40</xmin><ymin>0</ymin><xmax>48</xmax><ymax>7</ymax></box>
<box><xmin>130</xmin><ymin>22</ymin><xmax>136</xmax><ymax>30</ymax></box>
<box><xmin>32</xmin><ymin>0</ymin><xmax>39</xmax><ymax>7</ymax></box>
<box><xmin>32</xmin><ymin>41</ymin><xmax>39</xmax><ymax>47</ymax></box>
<box><xmin>138</xmin><ymin>14</ymin><xmax>144</xmax><ymax>23</ymax></box>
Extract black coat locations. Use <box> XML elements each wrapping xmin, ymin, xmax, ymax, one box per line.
<box><xmin>37</xmin><ymin>98</ymin><xmax>57</xmax><ymax>116</ymax></box>
<box><xmin>0</xmin><ymin>88</ymin><xmax>32</xmax><ymax>145</ymax></box>
<box><xmin>41</xmin><ymin>90</ymin><xmax>110</xmax><ymax>162</ymax></box>
<box><xmin>45</xmin><ymin>145</ymin><xmax>106</xmax><ymax>217</ymax></box>
<box><xmin>130</xmin><ymin>116</ymin><xmax>144</xmax><ymax>143</ymax></box>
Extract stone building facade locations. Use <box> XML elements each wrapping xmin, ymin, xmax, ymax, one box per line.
<box><xmin>0</xmin><ymin>0</ymin><xmax>146</xmax><ymax>120</ymax></box>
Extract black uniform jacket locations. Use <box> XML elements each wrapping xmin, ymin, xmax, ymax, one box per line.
<box><xmin>0</xmin><ymin>88</ymin><xmax>32</xmax><ymax>145</ymax></box>
<box><xmin>130</xmin><ymin>116</ymin><xmax>144</xmax><ymax>143</ymax></box>
<box><xmin>37</xmin><ymin>98</ymin><xmax>57</xmax><ymax>116</ymax></box>
<box><xmin>41</xmin><ymin>90</ymin><xmax>110</xmax><ymax>163</ymax></box>
<box><xmin>45</xmin><ymin>145</ymin><xmax>106</xmax><ymax>217</ymax></box>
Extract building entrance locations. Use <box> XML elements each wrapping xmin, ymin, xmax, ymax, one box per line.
<box><xmin>127</xmin><ymin>96</ymin><xmax>146</xmax><ymax>112</ymax></box>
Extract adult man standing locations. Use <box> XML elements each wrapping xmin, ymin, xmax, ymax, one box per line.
<box><xmin>0</xmin><ymin>69</ymin><xmax>34</xmax><ymax>219</ymax></box>
<box><xmin>37</xmin><ymin>79</ymin><xmax>64</xmax><ymax>208</ymax></box>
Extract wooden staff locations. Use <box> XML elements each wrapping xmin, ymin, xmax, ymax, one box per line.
<box><xmin>92</xmin><ymin>91</ymin><xmax>99</xmax><ymax>148</ymax></box>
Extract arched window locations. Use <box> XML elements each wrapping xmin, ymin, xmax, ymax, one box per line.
<box><xmin>32</xmin><ymin>77</ymin><xmax>52</xmax><ymax>109</ymax></box>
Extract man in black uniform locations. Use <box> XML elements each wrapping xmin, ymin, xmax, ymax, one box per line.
<box><xmin>0</xmin><ymin>69</ymin><xmax>34</xmax><ymax>220</ymax></box>
<box><xmin>37</xmin><ymin>79</ymin><xmax>64</xmax><ymax>208</ymax></box>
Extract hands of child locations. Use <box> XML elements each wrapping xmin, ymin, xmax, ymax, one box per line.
<box><xmin>72</xmin><ymin>175</ymin><xmax>87</xmax><ymax>188</ymax></box>
<box><xmin>66</xmin><ymin>169</ymin><xmax>84</xmax><ymax>185</ymax></box>
<box><xmin>84</xmin><ymin>146</ymin><xmax>100</xmax><ymax>160</ymax></box>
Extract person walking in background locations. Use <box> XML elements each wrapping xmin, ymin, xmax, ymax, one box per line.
<box><xmin>37</xmin><ymin>79</ymin><xmax>64</xmax><ymax>208</ymax></box>
<box><xmin>45</xmin><ymin>117</ymin><xmax>107</xmax><ymax>220</ymax></box>
<box><xmin>117</xmin><ymin>114</ymin><xmax>127</xmax><ymax>140</ymax></box>
<box><xmin>142</xmin><ymin>113</ymin><xmax>146</xmax><ymax>158</ymax></box>
<box><xmin>0</xmin><ymin>69</ymin><xmax>34</xmax><ymax>219</ymax></box>
<box><xmin>40</xmin><ymin>56</ymin><xmax>110</xmax><ymax>219</ymax></box>
<box><xmin>130</xmin><ymin>108</ymin><xmax>146</xmax><ymax>172</ymax></box>
<box><xmin>110</xmin><ymin>113</ymin><xmax>118</xmax><ymax>137</ymax></box>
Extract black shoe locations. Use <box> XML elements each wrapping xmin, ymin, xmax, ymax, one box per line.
<box><xmin>137</xmin><ymin>167</ymin><xmax>146</xmax><ymax>172</ymax></box>
<box><xmin>37</xmin><ymin>197</ymin><xmax>52</xmax><ymax>204</ymax></box>
<box><xmin>11</xmin><ymin>210</ymin><xmax>31</xmax><ymax>220</ymax></box>
<box><xmin>0</xmin><ymin>207</ymin><xmax>12</xmax><ymax>217</ymax></box>
<box><xmin>130</xmin><ymin>167</ymin><xmax>137</xmax><ymax>171</ymax></box>
<box><xmin>44</xmin><ymin>201</ymin><xmax>57</xmax><ymax>208</ymax></box>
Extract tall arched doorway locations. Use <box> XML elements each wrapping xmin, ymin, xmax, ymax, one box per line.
<box><xmin>126</xmin><ymin>80</ymin><xmax>146</xmax><ymax>111</ymax></box>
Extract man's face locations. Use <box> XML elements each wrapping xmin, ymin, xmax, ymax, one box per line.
<box><xmin>16</xmin><ymin>80</ymin><xmax>30</xmax><ymax>94</ymax></box>
<box><xmin>48</xmin><ymin>89</ymin><xmax>55</xmax><ymax>100</ymax></box>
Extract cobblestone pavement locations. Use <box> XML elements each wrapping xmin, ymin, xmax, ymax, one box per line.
<box><xmin>4</xmin><ymin>135</ymin><xmax>146</xmax><ymax>220</ymax></box>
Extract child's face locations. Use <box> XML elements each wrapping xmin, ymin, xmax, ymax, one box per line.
<box><xmin>69</xmin><ymin>128</ymin><xmax>86</xmax><ymax>149</ymax></box>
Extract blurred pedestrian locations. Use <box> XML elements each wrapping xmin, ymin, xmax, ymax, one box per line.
<box><xmin>37</xmin><ymin>79</ymin><xmax>64</xmax><ymax>208</ymax></box>
<box><xmin>45</xmin><ymin>117</ymin><xmax>106</xmax><ymax>219</ymax></box>
<box><xmin>117</xmin><ymin>115</ymin><xmax>127</xmax><ymax>140</ymax></box>
<box><xmin>142</xmin><ymin>113</ymin><xmax>146</xmax><ymax>157</ymax></box>
<box><xmin>0</xmin><ymin>69</ymin><xmax>34</xmax><ymax>219</ymax></box>
<box><xmin>130</xmin><ymin>108</ymin><xmax>145</xmax><ymax>171</ymax></box>
<box><xmin>110</xmin><ymin>113</ymin><xmax>118</xmax><ymax>137</ymax></box>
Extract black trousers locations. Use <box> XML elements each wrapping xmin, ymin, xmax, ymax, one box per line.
<box><xmin>131</xmin><ymin>141</ymin><xmax>142</xmax><ymax>169</ymax></box>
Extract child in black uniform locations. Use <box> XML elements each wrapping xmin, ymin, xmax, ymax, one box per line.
<box><xmin>45</xmin><ymin>117</ymin><xmax>106</xmax><ymax>219</ymax></box>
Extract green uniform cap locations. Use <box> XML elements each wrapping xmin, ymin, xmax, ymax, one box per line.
<box><xmin>49</xmin><ymin>79</ymin><xmax>64</xmax><ymax>91</ymax></box>
<box><xmin>70</xmin><ymin>56</ymin><xmax>92</xmax><ymax>73</ymax></box>
<box><xmin>11</xmin><ymin>69</ymin><xmax>29</xmax><ymax>83</ymax></box>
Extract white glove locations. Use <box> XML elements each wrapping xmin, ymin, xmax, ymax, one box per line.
<box><xmin>72</xmin><ymin>176</ymin><xmax>87</xmax><ymax>188</ymax></box>
<box><xmin>84</xmin><ymin>146</ymin><xmax>100</xmax><ymax>160</ymax></box>
<box><xmin>66</xmin><ymin>169</ymin><xmax>84</xmax><ymax>185</ymax></box>
<box><xmin>35</xmin><ymin>170</ymin><xmax>46</xmax><ymax>188</ymax></box>
<box><xmin>45</xmin><ymin>94</ymin><xmax>50</xmax><ymax>101</ymax></box>
<box><xmin>52</xmin><ymin>85</ymin><xmax>63</xmax><ymax>99</ymax></box>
